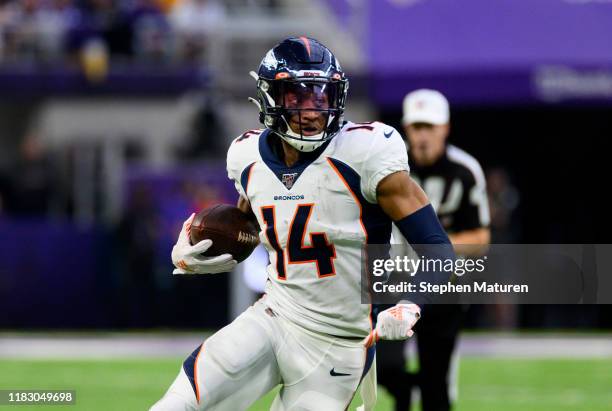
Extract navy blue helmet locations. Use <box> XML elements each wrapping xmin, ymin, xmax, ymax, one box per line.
<box><xmin>251</xmin><ymin>37</ymin><xmax>349</xmax><ymax>152</ymax></box>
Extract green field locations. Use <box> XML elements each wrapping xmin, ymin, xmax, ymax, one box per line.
<box><xmin>1</xmin><ymin>358</ymin><xmax>611</xmax><ymax>410</ymax></box>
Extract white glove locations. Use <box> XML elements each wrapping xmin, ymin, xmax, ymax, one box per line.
<box><xmin>363</xmin><ymin>303</ymin><xmax>421</xmax><ymax>347</ymax></box>
<box><xmin>171</xmin><ymin>213</ymin><xmax>237</xmax><ymax>275</ymax></box>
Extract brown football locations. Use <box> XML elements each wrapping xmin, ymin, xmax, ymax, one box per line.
<box><xmin>189</xmin><ymin>204</ymin><xmax>260</xmax><ymax>263</ymax></box>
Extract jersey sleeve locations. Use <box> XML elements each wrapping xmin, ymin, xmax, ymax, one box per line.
<box><xmin>361</xmin><ymin>126</ymin><xmax>410</xmax><ymax>203</ymax></box>
<box><xmin>227</xmin><ymin>161</ymin><xmax>246</xmax><ymax>199</ymax></box>
<box><xmin>226</xmin><ymin>130</ymin><xmax>262</xmax><ymax>199</ymax></box>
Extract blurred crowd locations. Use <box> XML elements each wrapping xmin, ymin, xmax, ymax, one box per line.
<box><xmin>0</xmin><ymin>0</ymin><xmax>228</xmax><ymax>64</ymax></box>
<box><xmin>0</xmin><ymin>133</ymin><xmax>56</xmax><ymax>217</ymax></box>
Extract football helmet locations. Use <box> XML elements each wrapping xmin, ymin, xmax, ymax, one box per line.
<box><xmin>250</xmin><ymin>37</ymin><xmax>349</xmax><ymax>152</ymax></box>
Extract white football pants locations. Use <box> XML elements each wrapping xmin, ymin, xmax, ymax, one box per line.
<box><xmin>150</xmin><ymin>297</ymin><xmax>375</xmax><ymax>411</ymax></box>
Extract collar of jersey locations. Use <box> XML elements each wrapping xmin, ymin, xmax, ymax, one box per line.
<box><xmin>259</xmin><ymin>128</ymin><xmax>332</xmax><ymax>190</ymax></box>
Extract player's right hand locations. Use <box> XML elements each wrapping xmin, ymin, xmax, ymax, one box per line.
<box><xmin>171</xmin><ymin>213</ymin><xmax>238</xmax><ymax>275</ymax></box>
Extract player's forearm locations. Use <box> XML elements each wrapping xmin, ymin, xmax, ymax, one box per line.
<box><xmin>236</xmin><ymin>195</ymin><xmax>251</xmax><ymax>214</ymax></box>
<box><xmin>394</xmin><ymin>207</ymin><xmax>455</xmax><ymax>307</ymax></box>
<box><xmin>449</xmin><ymin>227</ymin><xmax>491</xmax><ymax>256</ymax></box>
<box><xmin>236</xmin><ymin>195</ymin><xmax>260</xmax><ymax>230</ymax></box>
<box><xmin>377</xmin><ymin>172</ymin><xmax>455</xmax><ymax>306</ymax></box>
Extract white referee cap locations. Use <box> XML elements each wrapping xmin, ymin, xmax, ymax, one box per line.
<box><xmin>402</xmin><ymin>89</ymin><xmax>450</xmax><ymax>125</ymax></box>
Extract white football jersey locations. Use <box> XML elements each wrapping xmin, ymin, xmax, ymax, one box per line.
<box><xmin>227</xmin><ymin>121</ymin><xmax>409</xmax><ymax>338</ymax></box>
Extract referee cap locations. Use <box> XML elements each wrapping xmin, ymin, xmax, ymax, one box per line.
<box><xmin>402</xmin><ymin>89</ymin><xmax>450</xmax><ymax>125</ymax></box>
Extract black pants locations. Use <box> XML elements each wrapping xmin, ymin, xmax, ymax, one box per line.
<box><xmin>376</xmin><ymin>305</ymin><xmax>463</xmax><ymax>411</ymax></box>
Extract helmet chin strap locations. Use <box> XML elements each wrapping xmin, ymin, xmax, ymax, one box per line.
<box><xmin>278</xmin><ymin>114</ymin><xmax>336</xmax><ymax>152</ymax></box>
<box><xmin>282</xmin><ymin>128</ymin><xmax>326</xmax><ymax>152</ymax></box>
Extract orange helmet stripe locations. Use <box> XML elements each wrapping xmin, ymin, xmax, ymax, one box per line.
<box><xmin>299</xmin><ymin>36</ymin><xmax>312</xmax><ymax>57</ymax></box>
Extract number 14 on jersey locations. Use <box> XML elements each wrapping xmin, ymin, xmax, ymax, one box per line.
<box><xmin>260</xmin><ymin>204</ymin><xmax>336</xmax><ymax>279</ymax></box>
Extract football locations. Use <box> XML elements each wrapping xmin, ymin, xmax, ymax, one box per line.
<box><xmin>189</xmin><ymin>204</ymin><xmax>260</xmax><ymax>263</ymax></box>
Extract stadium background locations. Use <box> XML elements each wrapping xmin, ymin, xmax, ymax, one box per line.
<box><xmin>0</xmin><ymin>0</ymin><xmax>611</xmax><ymax>410</ymax></box>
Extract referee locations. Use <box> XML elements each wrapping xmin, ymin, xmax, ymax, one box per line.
<box><xmin>377</xmin><ymin>89</ymin><xmax>491</xmax><ymax>411</ymax></box>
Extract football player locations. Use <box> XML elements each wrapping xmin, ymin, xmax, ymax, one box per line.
<box><xmin>151</xmin><ymin>38</ymin><xmax>453</xmax><ymax>411</ymax></box>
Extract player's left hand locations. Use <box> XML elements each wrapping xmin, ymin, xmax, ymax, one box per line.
<box><xmin>363</xmin><ymin>303</ymin><xmax>421</xmax><ymax>347</ymax></box>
